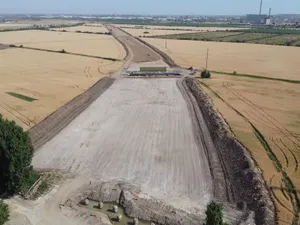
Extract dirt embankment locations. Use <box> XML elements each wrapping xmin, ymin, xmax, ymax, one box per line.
<box><xmin>184</xmin><ymin>77</ymin><xmax>275</xmax><ymax>225</ymax></box>
<box><xmin>136</xmin><ymin>38</ymin><xmax>179</xmax><ymax>67</ymax></box>
<box><xmin>65</xmin><ymin>180</ymin><xmax>204</xmax><ymax>225</ymax></box>
<box><xmin>28</xmin><ymin>77</ymin><xmax>115</xmax><ymax>150</ymax></box>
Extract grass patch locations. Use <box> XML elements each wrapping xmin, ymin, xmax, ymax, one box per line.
<box><xmin>6</xmin><ymin>92</ymin><xmax>37</xmax><ymax>102</ymax></box>
<box><xmin>211</xmin><ymin>71</ymin><xmax>300</xmax><ymax>84</ymax></box>
<box><xmin>0</xmin><ymin>200</ymin><xmax>9</xmax><ymax>225</ymax></box>
<box><xmin>32</xmin><ymin>179</ymin><xmax>51</xmax><ymax>199</ymax></box>
<box><xmin>150</xmin><ymin>30</ymin><xmax>300</xmax><ymax>47</ymax></box>
<box><xmin>20</xmin><ymin>168</ymin><xmax>40</xmax><ymax>194</ymax></box>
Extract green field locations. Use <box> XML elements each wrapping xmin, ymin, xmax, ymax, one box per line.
<box><xmin>149</xmin><ymin>31</ymin><xmax>300</xmax><ymax>47</ymax></box>
<box><xmin>7</xmin><ymin>92</ymin><xmax>37</xmax><ymax>102</ymax></box>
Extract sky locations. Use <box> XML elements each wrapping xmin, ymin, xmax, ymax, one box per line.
<box><xmin>0</xmin><ymin>0</ymin><xmax>299</xmax><ymax>15</ymax></box>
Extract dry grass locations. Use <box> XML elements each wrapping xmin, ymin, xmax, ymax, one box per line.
<box><xmin>144</xmin><ymin>38</ymin><xmax>300</xmax><ymax>80</ymax></box>
<box><xmin>0</xmin><ymin>30</ymin><xmax>126</xmax><ymax>59</ymax></box>
<box><xmin>199</xmin><ymin>74</ymin><xmax>300</xmax><ymax>225</ymax></box>
<box><xmin>52</xmin><ymin>25</ymin><xmax>108</xmax><ymax>33</ymax></box>
<box><xmin>0</xmin><ymin>48</ymin><xmax>123</xmax><ymax>130</ymax></box>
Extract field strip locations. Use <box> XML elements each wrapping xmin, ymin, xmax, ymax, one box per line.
<box><xmin>9</xmin><ymin>46</ymin><xmax>121</xmax><ymax>62</ymax></box>
<box><xmin>198</xmin><ymin>80</ymin><xmax>300</xmax><ymax>224</ymax></box>
<box><xmin>210</xmin><ymin>71</ymin><xmax>300</xmax><ymax>84</ymax></box>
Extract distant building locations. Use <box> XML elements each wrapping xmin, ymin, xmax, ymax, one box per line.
<box><xmin>246</xmin><ymin>14</ymin><xmax>268</xmax><ymax>24</ymax></box>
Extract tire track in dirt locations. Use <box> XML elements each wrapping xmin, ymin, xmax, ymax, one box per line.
<box><xmin>223</xmin><ymin>82</ymin><xmax>299</xmax><ymax>174</ymax></box>
<box><xmin>97</xmin><ymin>61</ymin><xmax>116</xmax><ymax>75</ymax></box>
<box><xmin>223</xmin><ymin>82</ymin><xmax>300</xmax><ymax>149</ymax></box>
<box><xmin>0</xmin><ymin>102</ymin><xmax>30</xmax><ymax>127</ymax></box>
<box><xmin>279</xmin><ymin>138</ymin><xmax>299</xmax><ymax>173</ymax></box>
<box><xmin>271</xmin><ymin>136</ymin><xmax>289</xmax><ymax>169</ymax></box>
<box><xmin>0</xmin><ymin>100</ymin><xmax>35</xmax><ymax>126</ymax></box>
<box><xmin>269</xmin><ymin>174</ymin><xmax>295</xmax><ymax>215</ymax></box>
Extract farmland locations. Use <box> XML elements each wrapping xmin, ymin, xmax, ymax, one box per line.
<box><xmin>198</xmin><ymin>75</ymin><xmax>300</xmax><ymax>225</ymax></box>
<box><xmin>0</xmin><ymin>30</ymin><xmax>126</xmax><ymax>59</ymax></box>
<box><xmin>0</xmin><ymin>48</ymin><xmax>123</xmax><ymax>130</ymax></box>
<box><xmin>114</xmin><ymin>24</ymin><xmax>248</xmax><ymax>37</ymax></box>
<box><xmin>148</xmin><ymin>30</ymin><xmax>300</xmax><ymax>47</ymax></box>
<box><xmin>52</xmin><ymin>25</ymin><xmax>109</xmax><ymax>33</ymax></box>
<box><xmin>142</xmin><ymin>35</ymin><xmax>300</xmax><ymax>224</ymax></box>
<box><xmin>143</xmin><ymin>38</ymin><xmax>300</xmax><ymax>80</ymax></box>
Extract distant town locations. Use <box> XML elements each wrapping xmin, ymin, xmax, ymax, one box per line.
<box><xmin>1</xmin><ymin>13</ymin><xmax>300</xmax><ymax>28</ymax></box>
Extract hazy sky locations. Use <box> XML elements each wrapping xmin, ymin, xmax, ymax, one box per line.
<box><xmin>1</xmin><ymin>0</ymin><xmax>299</xmax><ymax>15</ymax></box>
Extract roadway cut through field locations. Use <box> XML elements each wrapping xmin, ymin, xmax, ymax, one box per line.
<box><xmin>32</xmin><ymin>78</ymin><xmax>213</xmax><ymax>211</ymax></box>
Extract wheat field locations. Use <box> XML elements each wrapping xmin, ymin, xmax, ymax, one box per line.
<box><xmin>0</xmin><ymin>48</ymin><xmax>123</xmax><ymax>130</ymax></box>
<box><xmin>199</xmin><ymin>75</ymin><xmax>300</xmax><ymax>225</ymax></box>
<box><xmin>144</xmin><ymin>38</ymin><xmax>300</xmax><ymax>80</ymax></box>
<box><xmin>0</xmin><ymin>30</ymin><xmax>126</xmax><ymax>59</ymax></box>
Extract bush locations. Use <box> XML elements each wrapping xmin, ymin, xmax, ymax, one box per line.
<box><xmin>204</xmin><ymin>201</ymin><xmax>228</xmax><ymax>225</ymax></box>
<box><xmin>61</xmin><ymin>49</ymin><xmax>66</xmax><ymax>53</ymax></box>
<box><xmin>201</xmin><ymin>70</ymin><xmax>211</xmax><ymax>78</ymax></box>
<box><xmin>0</xmin><ymin>201</ymin><xmax>9</xmax><ymax>225</ymax></box>
<box><xmin>233</xmin><ymin>71</ymin><xmax>237</xmax><ymax>75</ymax></box>
<box><xmin>19</xmin><ymin>45</ymin><xmax>23</xmax><ymax>48</ymax></box>
<box><xmin>0</xmin><ymin>114</ymin><xmax>34</xmax><ymax>195</ymax></box>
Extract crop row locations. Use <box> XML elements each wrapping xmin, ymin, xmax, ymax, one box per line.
<box><xmin>149</xmin><ymin>31</ymin><xmax>300</xmax><ymax>47</ymax></box>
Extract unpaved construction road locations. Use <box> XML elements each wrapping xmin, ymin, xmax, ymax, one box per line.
<box><xmin>33</xmin><ymin>78</ymin><xmax>213</xmax><ymax>210</ymax></box>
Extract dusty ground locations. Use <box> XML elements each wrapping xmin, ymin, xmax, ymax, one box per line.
<box><xmin>0</xmin><ymin>30</ymin><xmax>126</xmax><ymax>59</ymax></box>
<box><xmin>199</xmin><ymin>74</ymin><xmax>300</xmax><ymax>225</ymax></box>
<box><xmin>32</xmin><ymin>78</ymin><xmax>213</xmax><ymax>211</ymax></box>
<box><xmin>52</xmin><ymin>25</ymin><xmax>109</xmax><ymax>33</ymax></box>
<box><xmin>108</xmin><ymin>25</ymin><xmax>161</xmax><ymax>63</ymax></box>
<box><xmin>143</xmin><ymin>38</ymin><xmax>300</xmax><ymax>80</ymax></box>
<box><xmin>0</xmin><ymin>48</ymin><xmax>123</xmax><ymax>130</ymax></box>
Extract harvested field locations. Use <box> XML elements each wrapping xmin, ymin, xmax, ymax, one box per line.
<box><xmin>121</xmin><ymin>28</ymin><xmax>197</xmax><ymax>37</ymax></box>
<box><xmin>0</xmin><ymin>48</ymin><xmax>123</xmax><ymax>130</ymax></box>
<box><xmin>199</xmin><ymin>74</ymin><xmax>300</xmax><ymax>225</ymax></box>
<box><xmin>0</xmin><ymin>23</ymin><xmax>32</xmax><ymax>30</ymax></box>
<box><xmin>114</xmin><ymin>24</ymin><xmax>247</xmax><ymax>31</ymax></box>
<box><xmin>0</xmin><ymin>30</ymin><xmax>126</xmax><ymax>59</ymax></box>
<box><xmin>32</xmin><ymin>78</ymin><xmax>213</xmax><ymax>212</ymax></box>
<box><xmin>143</xmin><ymin>38</ymin><xmax>300</xmax><ymax>80</ymax></box>
<box><xmin>52</xmin><ymin>25</ymin><xmax>109</xmax><ymax>33</ymax></box>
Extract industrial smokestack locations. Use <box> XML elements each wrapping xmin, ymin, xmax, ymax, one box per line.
<box><xmin>259</xmin><ymin>0</ymin><xmax>263</xmax><ymax>15</ymax></box>
<box><xmin>269</xmin><ymin>8</ymin><xmax>272</xmax><ymax>17</ymax></box>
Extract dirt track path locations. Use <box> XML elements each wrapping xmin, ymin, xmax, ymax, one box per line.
<box><xmin>32</xmin><ymin>78</ymin><xmax>213</xmax><ymax>211</ymax></box>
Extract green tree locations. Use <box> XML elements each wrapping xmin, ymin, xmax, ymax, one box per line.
<box><xmin>201</xmin><ymin>70</ymin><xmax>211</xmax><ymax>78</ymax></box>
<box><xmin>0</xmin><ymin>200</ymin><xmax>9</xmax><ymax>225</ymax></box>
<box><xmin>0</xmin><ymin>114</ymin><xmax>34</xmax><ymax>195</ymax></box>
<box><xmin>204</xmin><ymin>201</ymin><xmax>228</xmax><ymax>225</ymax></box>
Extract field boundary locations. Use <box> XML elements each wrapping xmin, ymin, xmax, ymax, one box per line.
<box><xmin>28</xmin><ymin>77</ymin><xmax>115</xmax><ymax>150</ymax></box>
<box><xmin>185</xmin><ymin>77</ymin><xmax>276</xmax><ymax>225</ymax></box>
<box><xmin>8</xmin><ymin>45</ymin><xmax>121</xmax><ymax>62</ymax></box>
<box><xmin>210</xmin><ymin>71</ymin><xmax>300</xmax><ymax>84</ymax></box>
